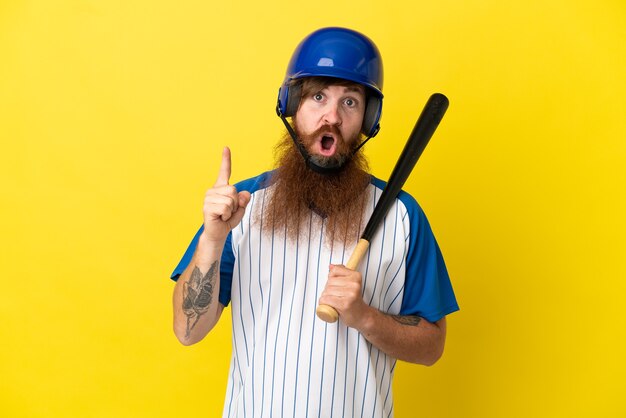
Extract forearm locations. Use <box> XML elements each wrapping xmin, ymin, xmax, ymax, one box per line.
<box><xmin>356</xmin><ymin>309</ymin><xmax>447</xmax><ymax>365</ymax></box>
<box><xmin>319</xmin><ymin>264</ymin><xmax>447</xmax><ymax>365</ymax></box>
<box><xmin>172</xmin><ymin>233</ymin><xmax>225</xmax><ymax>345</ymax></box>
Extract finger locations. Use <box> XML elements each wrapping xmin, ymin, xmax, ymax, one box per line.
<box><xmin>324</xmin><ymin>281</ymin><xmax>359</xmax><ymax>294</ymax></box>
<box><xmin>205</xmin><ymin>193</ymin><xmax>237</xmax><ymax>213</ymax></box>
<box><xmin>208</xmin><ymin>185</ymin><xmax>239</xmax><ymax>211</ymax></box>
<box><xmin>214</xmin><ymin>146</ymin><xmax>231</xmax><ymax>187</ymax></box>
<box><xmin>329</xmin><ymin>264</ymin><xmax>353</xmax><ymax>277</ymax></box>
<box><xmin>205</xmin><ymin>201</ymin><xmax>235</xmax><ymax>222</ymax></box>
<box><xmin>318</xmin><ymin>296</ymin><xmax>339</xmax><ymax>310</ymax></box>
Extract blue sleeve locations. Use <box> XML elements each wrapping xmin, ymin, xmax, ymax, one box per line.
<box><xmin>169</xmin><ymin>226</ymin><xmax>234</xmax><ymax>307</ymax></box>
<box><xmin>398</xmin><ymin>192</ymin><xmax>459</xmax><ymax>322</ymax></box>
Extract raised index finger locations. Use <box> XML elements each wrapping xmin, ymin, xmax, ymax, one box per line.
<box><xmin>214</xmin><ymin>146</ymin><xmax>231</xmax><ymax>187</ymax></box>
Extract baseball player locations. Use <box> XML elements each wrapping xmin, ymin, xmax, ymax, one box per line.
<box><xmin>171</xmin><ymin>27</ymin><xmax>459</xmax><ymax>417</ymax></box>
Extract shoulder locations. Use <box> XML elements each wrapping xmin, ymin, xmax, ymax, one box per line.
<box><xmin>233</xmin><ymin>171</ymin><xmax>276</xmax><ymax>194</ymax></box>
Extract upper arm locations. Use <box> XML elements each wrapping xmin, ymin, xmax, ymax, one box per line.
<box><xmin>435</xmin><ymin>316</ymin><xmax>447</xmax><ymax>344</ymax></box>
<box><xmin>216</xmin><ymin>303</ymin><xmax>225</xmax><ymax>321</ymax></box>
<box><xmin>435</xmin><ymin>316</ymin><xmax>446</xmax><ymax>330</ymax></box>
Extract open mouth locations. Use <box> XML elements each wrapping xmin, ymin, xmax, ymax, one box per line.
<box><xmin>319</xmin><ymin>135</ymin><xmax>336</xmax><ymax>156</ymax></box>
<box><xmin>322</xmin><ymin>135</ymin><xmax>334</xmax><ymax>150</ymax></box>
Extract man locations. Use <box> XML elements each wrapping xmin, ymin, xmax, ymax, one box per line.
<box><xmin>171</xmin><ymin>27</ymin><xmax>459</xmax><ymax>417</ymax></box>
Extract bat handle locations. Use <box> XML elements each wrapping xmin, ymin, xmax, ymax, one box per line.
<box><xmin>316</xmin><ymin>239</ymin><xmax>370</xmax><ymax>323</ymax></box>
<box><xmin>315</xmin><ymin>305</ymin><xmax>340</xmax><ymax>323</ymax></box>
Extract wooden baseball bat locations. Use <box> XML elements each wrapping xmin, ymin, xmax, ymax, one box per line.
<box><xmin>316</xmin><ymin>93</ymin><xmax>450</xmax><ymax>323</ymax></box>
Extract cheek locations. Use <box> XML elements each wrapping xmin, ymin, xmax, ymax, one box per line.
<box><xmin>294</xmin><ymin>109</ymin><xmax>317</xmax><ymax>133</ymax></box>
<box><xmin>343</xmin><ymin>115</ymin><xmax>364</xmax><ymax>137</ymax></box>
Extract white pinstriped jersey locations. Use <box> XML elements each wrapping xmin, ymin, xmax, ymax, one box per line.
<box><xmin>172</xmin><ymin>171</ymin><xmax>459</xmax><ymax>418</ymax></box>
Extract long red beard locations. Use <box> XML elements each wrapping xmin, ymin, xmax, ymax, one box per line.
<box><xmin>259</xmin><ymin>131</ymin><xmax>371</xmax><ymax>245</ymax></box>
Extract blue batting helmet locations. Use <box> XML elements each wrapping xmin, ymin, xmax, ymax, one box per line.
<box><xmin>276</xmin><ymin>27</ymin><xmax>384</xmax><ymax>138</ymax></box>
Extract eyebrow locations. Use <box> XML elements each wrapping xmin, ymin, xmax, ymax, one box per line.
<box><xmin>339</xmin><ymin>85</ymin><xmax>365</xmax><ymax>95</ymax></box>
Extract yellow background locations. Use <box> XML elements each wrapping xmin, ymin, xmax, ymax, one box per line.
<box><xmin>1</xmin><ymin>0</ymin><xmax>625</xmax><ymax>417</ymax></box>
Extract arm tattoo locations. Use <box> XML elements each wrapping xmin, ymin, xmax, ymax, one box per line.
<box><xmin>182</xmin><ymin>262</ymin><xmax>218</xmax><ymax>339</ymax></box>
<box><xmin>391</xmin><ymin>315</ymin><xmax>422</xmax><ymax>326</ymax></box>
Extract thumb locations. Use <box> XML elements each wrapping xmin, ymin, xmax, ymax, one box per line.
<box><xmin>214</xmin><ymin>147</ymin><xmax>231</xmax><ymax>187</ymax></box>
<box><xmin>238</xmin><ymin>190</ymin><xmax>251</xmax><ymax>209</ymax></box>
<box><xmin>228</xmin><ymin>191</ymin><xmax>251</xmax><ymax>228</ymax></box>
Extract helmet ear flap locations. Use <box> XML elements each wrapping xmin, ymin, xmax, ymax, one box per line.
<box><xmin>283</xmin><ymin>83</ymin><xmax>302</xmax><ymax>117</ymax></box>
<box><xmin>280</xmin><ymin>80</ymin><xmax>382</xmax><ymax>137</ymax></box>
<box><xmin>362</xmin><ymin>95</ymin><xmax>382</xmax><ymax>137</ymax></box>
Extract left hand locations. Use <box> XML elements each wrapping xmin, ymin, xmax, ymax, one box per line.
<box><xmin>319</xmin><ymin>264</ymin><xmax>371</xmax><ymax>329</ymax></box>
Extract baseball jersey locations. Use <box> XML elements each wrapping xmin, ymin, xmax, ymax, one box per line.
<box><xmin>171</xmin><ymin>171</ymin><xmax>459</xmax><ymax>418</ymax></box>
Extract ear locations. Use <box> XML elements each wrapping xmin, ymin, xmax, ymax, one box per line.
<box><xmin>362</xmin><ymin>95</ymin><xmax>382</xmax><ymax>137</ymax></box>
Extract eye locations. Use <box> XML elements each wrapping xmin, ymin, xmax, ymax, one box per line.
<box><xmin>344</xmin><ymin>97</ymin><xmax>358</xmax><ymax>107</ymax></box>
<box><xmin>313</xmin><ymin>93</ymin><xmax>324</xmax><ymax>102</ymax></box>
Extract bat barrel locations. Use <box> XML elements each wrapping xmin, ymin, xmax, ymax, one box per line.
<box><xmin>361</xmin><ymin>93</ymin><xmax>448</xmax><ymax>242</ymax></box>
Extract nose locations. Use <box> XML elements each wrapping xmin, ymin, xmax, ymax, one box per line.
<box><xmin>322</xmin><ymin>102</ymin><xmax>342</xmax><ymax>126</ymax></box>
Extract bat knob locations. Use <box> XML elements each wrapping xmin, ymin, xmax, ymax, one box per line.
<box><xmin>316</xmin><ymin>304</ymin><xmax>339</xmax><ymax>323</ymax></box>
